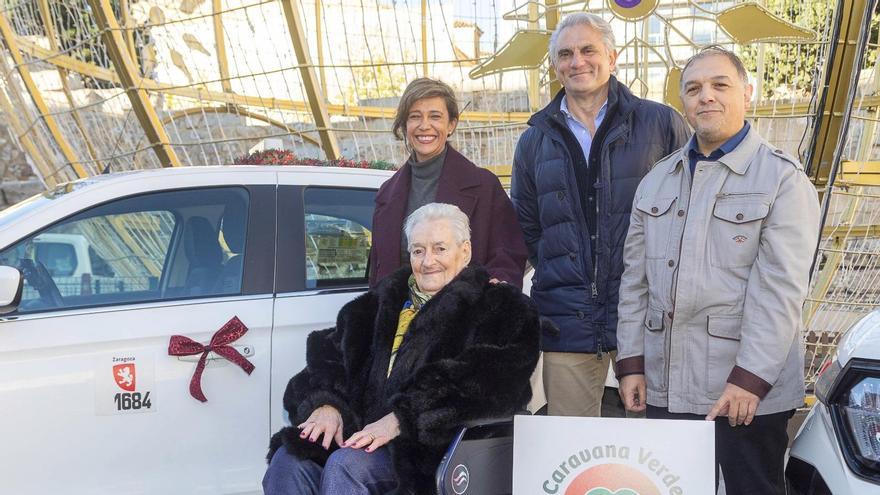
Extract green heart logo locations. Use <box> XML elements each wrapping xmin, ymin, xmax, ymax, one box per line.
<box><xmin>585</xmin><ymin>489</ymin><xmax>640</xmax><ymax>495</ymax></box>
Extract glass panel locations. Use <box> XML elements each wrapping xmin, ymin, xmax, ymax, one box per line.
<box><xmin>0</xmin><ymin>187</ymin><xmax>249</xmax><ymax>313</ymax></box>
<box><xmin>844</xmin><ymin>376</ymin><xmax>880</xmax><ymax>462</ymax></box>
<box><xmin>303</xmin><ymin>187</ymin><xmax>376</xmax><ymax>289</ymax></box>
<box><xmin>35</xmin><ymin>240</ymin><xmax>78</xmax><ymax>277</ymax></box>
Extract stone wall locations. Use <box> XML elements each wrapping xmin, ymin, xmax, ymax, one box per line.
<box><xmin>0</xmin><ymin>119</ymin><xmax>42</xmax><ymax>211</ymax></box>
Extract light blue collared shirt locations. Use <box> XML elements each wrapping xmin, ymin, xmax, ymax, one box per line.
<box><xmin>560</xmin><ymin>96</ymin><xmax>608</xmax><ymax>165</ymax></box>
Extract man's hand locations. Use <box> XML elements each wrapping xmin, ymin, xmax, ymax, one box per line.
<box><xmin>706</xmin><ymin>383</ymin><xmax>760</xmax><ymax>426</ymax></box>
<box><xmin>298</xmin><ymin>405</ymin><xmax>344</xmax><ymax>450</ymax></box>
<box><xmin>344</xmin><ymin>412</ymin><xmax>401</xmax><ymax>452</ymax></box>
<box><xmin>618</xmin><ymin>374</ymin><xmax>647</xmax><ymax>412</ymax></box>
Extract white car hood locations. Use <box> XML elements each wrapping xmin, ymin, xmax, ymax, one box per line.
<box><xmin>836</xmin><ymin>309</ymin><xmax>880</xmax><ymax>365</ymax></box>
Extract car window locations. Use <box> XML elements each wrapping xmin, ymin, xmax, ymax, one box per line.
<box><xmin>88</xmin><ymin>246</ymin><xmax>115</xmax><ymax>277</ymax></box>
<box><xmin>35</xmin><ymin>241</ymin><xmax>78</xmax><ymax>277</ymax></box>
<box><xmin>0</xmin><ymin>187</ymin><xmax>249</xmax><ymax>314</ymax></box>
<box><xmin>303</xmin><ymin>187</ymin><xmax>375</xmax><ymax>289</ymax></box>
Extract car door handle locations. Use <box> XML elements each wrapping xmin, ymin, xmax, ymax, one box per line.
<box><xmin>176</xmin><ymin>344</ymin><xmax>255</xmax><ymax>362</ymax></box>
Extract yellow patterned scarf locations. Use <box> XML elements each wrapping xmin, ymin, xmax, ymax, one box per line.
<box><xmin>387</xmin><ymin>275</ymin><xmax>431</xmax><ymax>377</ymax></box>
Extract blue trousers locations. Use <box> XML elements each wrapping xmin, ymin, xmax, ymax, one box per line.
<box><xmin>263</xmin><ymin>446</ymin><xmax>398</xmax><ymax>495</ymax></box>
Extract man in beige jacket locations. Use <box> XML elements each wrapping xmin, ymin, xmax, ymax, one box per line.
<box><xmin>615</xmin><ymin>47</ymin><xmax>820</xmax><ymax>495</ymax></box>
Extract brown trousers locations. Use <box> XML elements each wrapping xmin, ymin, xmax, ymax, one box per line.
<box><xmin>542</xmin><ymin>350</ymin><xmax>617</xmax><ymax>417</ymax></box>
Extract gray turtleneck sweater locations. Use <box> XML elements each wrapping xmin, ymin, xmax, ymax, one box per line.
<box><xmin>401</xmin><ymin>147</ymin><xmax>447</xmax><ymax>264</ymax></box>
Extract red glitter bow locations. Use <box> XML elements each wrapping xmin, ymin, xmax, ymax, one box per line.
<box><xmin>167</xmin><ymin>316</ymin><xmax>255</xmax><ymax>402</ymax></box>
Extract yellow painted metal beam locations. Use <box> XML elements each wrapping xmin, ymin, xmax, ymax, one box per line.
<box><xmin>469</xmin><ymin>30</ymin><xmax>550</xmax><ymax>80</ymax></box>
<box><xmin>527</xmin><ymin>3</ymin><xmax>540</xmax><ymax>112</ymax></box>
<box><xmin>0</xmin><ymin>37</ymin><xmax>61</xmax><ymax>185</ymax></box>
<box><xmin>37</xmin><ymin>0</ymin><xmax>104</xmax><ymax>173</ymax></box>
<box><xmin>421</xmin><ymin>0</ymin><xmax>428</xmax><ymax>76</ymax></box>
<box><xmin>88</xmin><ymin>0</ymin><xmax>182</xmax><ymax>167</ymax></box>
<box><xmin>15</xmin><ymin>32</ymin><xmax>534</xmax><ymax>123</ymax></box>
<box><xmin>279</xmin><ymin>0</ymin><xmax>340</xmax><ymax>160</ymax></box>
<box><xmin>0</xmin><ymin>84</ymin><xmax>55</xmax><ymax>188</ymax></box>
<box><xmin>119</xmin><ymin>0</ymin><xmax>137</xmax><ymax>61</ymax></box>
<box><xmin>716</xmin><ymin>3</ymin><xmax>816</xmax><ymax>44</ymax></box>
<box><xmin>822</xmin><ymin>224</ymin><xmax>880</xmax><ymax>238</ymax></box>
<box><xmin>108</xmin><ymin>216</ymin><xmax>162</xmax><ymax>277</ymax></box>
<box><xmin>806</xmin><ymin>231</ymin><xmax>847</xmax><ymax>322</ymax></box>
<box><xmin>807</xmin><ymin>114</ymin><xmax>880</xmax><ymax>321</ymax></box>
<box><xmin>213</xmin><ymin>0</ymin><xmax>233</xmax><ymax>94</ymax></box>
<box><xmin>315</xmin><ymin>0</ymin><xmax>326</xmax><ymax>94</ymax></box>
<box><xmin>160</xmin><ymin>106</ymin><xmax>321</xmax><ymax>146</ymax></box>
<box><xmin>0</xmin><ymin>12</ymin><xmax>89</xmax><ymax>179</ymax></box>
<box><xmin>807</xmin><ymin>0</ymin><xmax>871</xmax><ymax>185</ymax></box>
<box><xmin>837</xmin><ymin>161</ymin><xmax>880</xmax><ymax>186</ymax></box>
<box><xmin>546</xmin><ymin>0</ymin><xmax>561</xmax><ymax>97</ymax></box>
<box><xmin>485</xmin><ymin>164</ymin><xmax>513</xmax><ymax>188</ymax></box>
<box><xmin>10</xmin><ymin>28</ymin><xmax>845</xmax><ymax>126</ymax></box>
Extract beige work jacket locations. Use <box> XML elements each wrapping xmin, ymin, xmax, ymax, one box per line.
<box><xmin>616</xmin><ymin>129</ymin><xmax>820</xmax><ymax>415</ymax></box>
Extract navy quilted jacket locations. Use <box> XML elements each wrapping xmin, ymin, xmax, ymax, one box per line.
<box><xmin>511</xmin><ymin>77</ymin><xmax>690</xmax><ymax>353</ymax></box>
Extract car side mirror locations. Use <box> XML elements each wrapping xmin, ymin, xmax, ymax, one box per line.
<box><xmin>0</xmin><ymin>265</ymin><xmax>23</xmax><ymax>315</ymax></box>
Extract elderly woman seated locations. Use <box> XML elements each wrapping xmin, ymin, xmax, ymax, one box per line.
<box><xmin>263</xmin><ymin>203</ymin><xmax>541</xmax><ymax>494</ymax></box>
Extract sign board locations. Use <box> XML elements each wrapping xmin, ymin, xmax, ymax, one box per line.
<box><xmin>514</xmin><ymin>416</ymin><xmax>714</xmax><ymax>495</ymax></box>
<box><xmin>94</xmin><ymin>352</ymin><xmax>156</xmax><ymax>415</ymax></box>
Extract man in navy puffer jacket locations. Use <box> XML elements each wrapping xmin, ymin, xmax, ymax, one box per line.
<box><xmin>511</xmin><ymin>12</ymin><xmax>690</xmax><ymax>417</ymax></box>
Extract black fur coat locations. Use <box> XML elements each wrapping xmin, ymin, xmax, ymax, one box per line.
<box><xmin>267</xmin><ymin>265</ymin><xmax>541</xmax><ymax>494</ymax></box>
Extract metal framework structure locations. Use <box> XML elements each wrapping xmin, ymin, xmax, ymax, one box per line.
<box><xmin>88</xmin><ymin>0</ymin><xmax>181</xmax><ymax>168</ymax></box>
<box><xmin>0</xmin><ymin>10</ymin><xmax>87</xmax><ymax>179</ymax></box>
<box><xmin>0</xmin><ymin>0</ymin><xmax>878</xmax><ymax>400</ymax></box>
<box><xmin>279</xmin><ymin>0</ymin><xmax>339</xmax><ymax>159</ymax></box>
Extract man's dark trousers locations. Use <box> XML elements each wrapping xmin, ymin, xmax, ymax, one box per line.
<box><xmin>646</xmin><ymin>405</ymin><xmax>794</xmax><ymax>495</ymax></box>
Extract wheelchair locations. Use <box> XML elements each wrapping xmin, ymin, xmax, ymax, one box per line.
<box><xmin>435</xmin><ymin>415</ymin><xmax>520</xmax><ymax>495</ymax></box>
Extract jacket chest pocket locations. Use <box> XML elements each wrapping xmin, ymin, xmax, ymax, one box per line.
<box><xmin>710</xmin><ymin>197</ymin><xmax>769</xmax><ymax>268</ymax></box>
<box><xmin>636</xmin><ymin>196</ymin><xmax>677</xmax><ymax>259</ymax></box>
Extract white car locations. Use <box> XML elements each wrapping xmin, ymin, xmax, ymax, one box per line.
<box><xmin>786</xmin><ymin>309</ymin><xmax>880</xmax><ymax>494</ymax></box>
<box><xmin>0</xmin><ymin>166</ymin><xmax>392</xmax><ymax>494</ymax></box>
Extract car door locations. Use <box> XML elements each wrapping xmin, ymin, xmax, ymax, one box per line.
<box><xmin>270</xmin><ymin>172</ymin><xmax>384</xmax><ymax>433</ymax></box>
<box><xmin>0</xmin><ymin>184</ymin><xmax>275</xmax><ymax>494</ymax></box>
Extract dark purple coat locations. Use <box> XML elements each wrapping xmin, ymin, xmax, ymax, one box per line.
<box><xmin>369</xmin><ymin>145</ymin><xmax>527</xmax><ymax>288</ymax></box>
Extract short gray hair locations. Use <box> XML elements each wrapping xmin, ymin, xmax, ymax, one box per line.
<box><xmin>404</xmin><ymin>203</ymin><xmax>470</xmax><ymax>250</ymax></box>
<box><xmin>549</xmin><ymin>13</ymin><xmax>616</xmax><ymax>67</ymax></box>
<box><xmin>680</xmin><ymin>45</ymin><xmax>749</xmax><ymax>92</ymax></box>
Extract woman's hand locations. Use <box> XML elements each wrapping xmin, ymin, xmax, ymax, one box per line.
<box><xmin>298</xmin><ymin>405</ymin><xmax>344</xmax><ymax>450</ymax></box>
<box><xmin>343</xmin><ymin>412</ymin><xmax>400</xmax><ymax>452</ymax></box>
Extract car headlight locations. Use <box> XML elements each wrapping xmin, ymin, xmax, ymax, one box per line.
<box><xmin>824</xmin><ymin>359</ymin><xmax>880</xmax><ymax>483</ymax></box>
<box><xmin>841</xmin><ymin>376</ymin><xmax>880</xmax><ymax>463</ymax></box>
